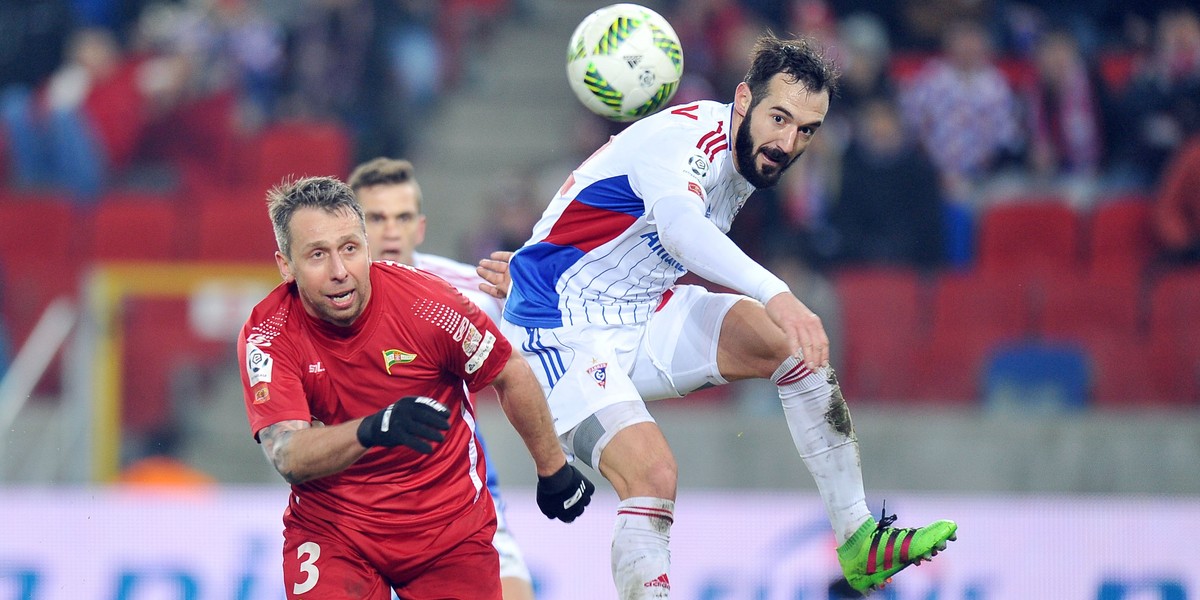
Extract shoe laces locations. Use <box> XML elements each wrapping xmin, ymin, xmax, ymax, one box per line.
<box><xmin>875</xmin><ymin>500</ymin><xmax>899</xmax><ymax>531</ymax></box>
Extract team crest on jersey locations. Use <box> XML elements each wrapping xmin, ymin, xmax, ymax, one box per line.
<box><xmin>587</xmin><ymin>362</ymin><xmax>608</xmax><ymax>389</ymax></box>
<box><xmin>688</xmin><ymin>154</ymin><xmax>709</xmax><ymax>177</ymax></box>
<box><xmin>383</xmin><ymin>348</ymin><xmax>417</xmax><ymax>375</ymax></box>
<box><xmin>464</xmin><ymin>331</ymin><xmax>496</xmax><ymax>374</ymax></box>
<box><xmin>462</xmin><ymin>324</ymin><xmax>483</xmax><ymax>356</ymax></box>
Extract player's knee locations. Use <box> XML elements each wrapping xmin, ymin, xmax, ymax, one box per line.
<box><xmin>640</xmin><ymin>457</ymin><xmax>678</xmax><ymax>498</ymax></box>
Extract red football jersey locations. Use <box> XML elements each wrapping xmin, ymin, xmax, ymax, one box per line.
<box><xmin>237</xmin><ymin>261</ymin><xmax>511</xmax><ymax>534</ymax></box>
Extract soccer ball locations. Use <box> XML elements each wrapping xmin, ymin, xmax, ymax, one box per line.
<box><xmin>566</xmin><ymin>4</ymin><xmax>684</xmax><ymax>122</ymax></box>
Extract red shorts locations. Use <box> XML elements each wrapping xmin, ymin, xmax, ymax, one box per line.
<box><xmin>281</xmin><ymin>495</ymin><xmax>500</xmax><ymax>599</ymax></box>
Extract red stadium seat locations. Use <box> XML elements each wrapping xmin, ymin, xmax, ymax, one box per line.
<box><xmin>0</xmin><ymin>191</ymin><xmax>80</xmax><ymax>393</ymax></box>
<box><xmin>1087</xmin><ymin>196</ymin><xmax>1155</xmax><ymax>280</ymax></box>
<box><xmin>87</xmin><ymin>191</ymin><xmax>183</xmax><ymax>261</ymax></box>
<box><xmin>1145</xmin><ymin>269</ymin><xmax>1200</xmax><ymax>403</ymax></box>
<box><xmin>912</xmin><ymin>272</ymin><xmax>1035</xmax><ymax>403</ymax></box>
<box><xmin>193</xmin><ymin>188</ymin><xmax>279</xmax><ymax>263</ymax></box>
<box><xmin>251</xmin><ymin>121</ymin><xmax>353</xmax><ymax>194</ymax></box>
<box><xmin>978</xmin><ymin>199</ymin><xmax>1082</xmax><ymax>280</ymax></box>
<box><xmin>0</xmin><ymin>192</ymin><xmax>80</xmax><ymax>342</ymax></box>
<box><xmin>832</xmin><ymin>267</ymin><xmax>925</xmax><ymax>401</ymax></box>
<box><xmin>1039</xmin><ymin>273</ymin><xmax>1141</xmax><ymax>342</ymax></box>
<box><xmin>120</xmin><ymin>297</ymin><xmax>232</xmax><ymax>435</ymax></box>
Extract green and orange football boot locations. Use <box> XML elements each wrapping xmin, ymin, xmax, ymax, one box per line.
<box><xmin>836</xmin><ymin>507</ymin><xmax>958</xmax><ymax>595</ymax></box>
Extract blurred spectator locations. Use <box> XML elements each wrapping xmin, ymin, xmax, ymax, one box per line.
<box><xmin>0</xmin><ymin>27</ymin><xmax>187</xmax><ymax>200</ymax></box>
<box><xmin>766</xmin><ymin>115</ymin><xmax>844</xmax><ymax>269</ymax></box>
<box><xmin>829</xmin><ymin>98</ymin><xmax>944</xmax><ymax>269</ymax></box>
<box><xmin>1109</xmin><ymin>5</ymin><xmax>1200</xmax><ymax>187</ymax></box>
<box><xmin>897</xmin><ymin>0</ymin><xmax>997</xmax><ymax>50</ymax></box>
<box><xmin>1151</xmin><ymin>133</ymin><xmax>1200</xmax><ymax>264</ymax></box>
<box><xmin>1023</xmin><ymin>29</ymin><xmax>1104</xmax><ymax>181</ymax></box>
<box><xmin>902</xmin><ymin>19</ymin><xmax>1024</xmax><ymax>200</ymax></box>
<box><xmin>833</xmin><ymin>12</ymin><xmax>897</xmax><ymax>115</ymax></box>
<box><xmin>357</xmin><ymin>0</ymin><xmax>446</xmax><ymax>159</ymax></box>
<box><xmin>0</xmin><ymin>0</ymin><xmax>75</xmax><ymax>93</ymax></box>
<box><xmin>282</xmin><ymin>0</ymin><xmax>374</xmax><ymax>123</ymax></box>
<box><xmin>900</xmin><ymin>19</ymin><xmax>1023</xmax><ymax>265</ymax></box>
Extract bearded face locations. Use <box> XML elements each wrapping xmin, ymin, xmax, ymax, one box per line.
<box><xmin>731</xmin><ymin>75</ymin><xmax>830</xmax><ymax>189</ymax></box>
<box><xmin>734</xmin><ymin>108</ymin><xmax>800</xmax><ymax>189</ymax></box>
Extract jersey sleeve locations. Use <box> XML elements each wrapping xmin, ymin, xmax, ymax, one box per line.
<box><xmin>237</xmin><ymin>323</ymin><xmax>311</xmax><ymax>441</ymax></box>
<box><xmin>415</xmin><ymin>273</ymin><xmax>513</xmax><ymax>394</ymax></box>
<box><xmin>625</xmin><ymin>110</ymin><xmax>715</xmax><ymax>214</ymax></box>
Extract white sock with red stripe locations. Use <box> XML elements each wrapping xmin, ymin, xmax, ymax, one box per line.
<box><xmin>773</xmin><ymin>356</ymin><xmax>871</xmax><ymax>545</ymax></box>
<box><xmin>612</xmin><ymin>497</ymin><xmax>674</xmax><ymax>599</ymax></box>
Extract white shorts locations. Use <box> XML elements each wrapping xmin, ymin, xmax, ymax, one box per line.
<box><xmin>491</xmin><ymin>493</ymin><xmax>531</xmax><ymax>582</ymax></box>
<box><xmin>501</xmin><ymin>285</ymin><xmax>742</xmax><ymax>449</ymax></box>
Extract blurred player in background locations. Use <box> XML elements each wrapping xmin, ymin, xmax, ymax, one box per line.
<box><xmin>237</xmin><ymin>176</ymin><xmax>594</xmax><ymax>599</ymax></box>
<box><xmin>348</xmin><ymin>157</ymin><xmax>537</xmax><ymax>600</ymax></box>
<box><xmin>479</xmin><ymin>35</ymin><xmax>956</xmax><ymax>598</ymax></box>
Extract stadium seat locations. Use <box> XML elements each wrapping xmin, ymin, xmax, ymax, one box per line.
<box><xmin>120</xmin><ymin>297</ymin><xmax>231</xmax><ymax>436</ymax></box>
<box><xmin>87</xmin><ymin>191</ymin><xmax>183</xmax><ymax>261</ymax></box>
<box><xmin>1145</xmin><ymin>269</ymin><xmax>1200</xmax><ymax>403</ymax></box>
<box><xmin>978</xmin><ymin>199</ymin><xmax>1082</xmax><ymax>280</ymax></box>
<box><xmin>251</xmin><ymin>121</ymin><xmax>353</xmax><ymax>194</ymax></box>
<box><xmin>831</xmin><ymin>267</ymin><xmax>925</xmax><ymax>401</ymax></box>
<box><xmin>0</xmin><ymin>192</ymin><xmax>80</xmax><ymax>340</ymax></box>
<box><xmin>193</xmin><ymin>188</ymin><xmax>279</xmax><ymax>263</ymax></box>
<box><xmin>1039</xmin><ymin>273</ymin><xmax>1141</xmax><ymax>343</ymax></box>
<box><xmin>982</xmin><ymin>341</ymin><xmax>1090</xmax><ymax>412</ymax></box>
<box><xmin>913</xmin><ymin>272</ymin><xmax>1035</xmax><ymax>403</ymax></box>
<box><xmin>1087</xmin><ymin>333</ymin><xmax>1177</xmax><ymax>407</ymax></box>
<box><xmin>0</xmin><ymin>191</ymin><xmax>80</xmax><ymax>393</ymax></box>
<box><xmin>1087</xmin><ymin>196</ymin><xmax>1155</xmax><ymax>280</ymax></box>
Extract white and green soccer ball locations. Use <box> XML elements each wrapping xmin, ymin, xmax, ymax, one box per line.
<box><xmin>566</xmin><ymin>3</ymin><xmax>684</xmax><ymax>122</ymax></box>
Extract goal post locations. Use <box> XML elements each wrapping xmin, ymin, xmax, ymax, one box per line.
<box><xmin>77</xmin><ymin>262</ymin><xmax>279</xmax><ymax>482</ymax></box>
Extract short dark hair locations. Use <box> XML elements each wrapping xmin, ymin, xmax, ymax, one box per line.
<box><xmin>743</xmin><ymin>34</ymin><xmax>840</xmax><ymax>110</ymax></box>
<box><xmin>347</xmin><ymin>157</ymin><xmax>417</xmax><ymax>191</ymax></box>
<box><xmin>267</xmin><ymin>176</ymin><xmax>364</xmax><ymax>259</ymax></box>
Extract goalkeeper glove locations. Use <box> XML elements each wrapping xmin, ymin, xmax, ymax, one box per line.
<box><xmin>536</xmin><ymin>462</ymin><xmax>595</xmax><ymax>523</ymax></box>
<box><xmin>356</xmin><ymin>396</ymin><xmax>451</xmax><ymax>454</ymax></box>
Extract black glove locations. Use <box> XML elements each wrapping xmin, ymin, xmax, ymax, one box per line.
<box><xmin>536</xmin><ymin>462</ymin><xmax>595</xmax><ymax>523</ymax></box>
<box><xmin>356</xmin><ymin>396</ymin><xmax>451</xmax><ymax>454</ymax></box>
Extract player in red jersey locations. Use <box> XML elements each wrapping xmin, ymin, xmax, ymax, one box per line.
<box><xmin>348</xmin><ymin>156</ymin><xmax>536</xmax><ymax>600</ymax></box>
<box><xmin>237</xmin><ymin>176</ymin><xmax>594</xmax><ymax>600</ymax></box>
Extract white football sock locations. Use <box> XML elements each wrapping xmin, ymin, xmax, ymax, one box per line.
<box><xmin>612</xmin><ymin>497</ymin><xmax>674</xmax><ymax>599</ymax></box>
<box><xmin>774</xmin><ymin>357</ymin><xmax>871</xmax><ymax>544</ymax></box>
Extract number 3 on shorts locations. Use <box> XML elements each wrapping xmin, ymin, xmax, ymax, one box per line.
<box><xmin>293</xmin><ymin>541</ymin><xmax>321</xmax><ymax>595</ymax></box>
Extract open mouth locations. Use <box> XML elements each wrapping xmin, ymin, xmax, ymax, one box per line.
<box><xmin>328</xmin><ymin>290</ymin><xmax>354</xmax><ymax>308</ymax></box>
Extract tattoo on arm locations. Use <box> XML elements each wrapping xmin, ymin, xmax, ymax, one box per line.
<box><xmin>258</xmin><ymin>420</ymin><xmax>310</xmax><ymax>484</ymax></box>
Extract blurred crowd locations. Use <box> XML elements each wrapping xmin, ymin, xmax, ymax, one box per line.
<box><xmin>2</xmin><ymin>0</ymin><xmax>1199</xmax><ymax>411</ymax></box>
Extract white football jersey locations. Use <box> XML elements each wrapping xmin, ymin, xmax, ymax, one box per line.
<box><xmin>505</xmin><ymin>101</ymin><xmax>755</xmax><ymax>328</ymax></box>
<box><xmin>413</xmin><ymin>252</ymin><xmax>504</xmax><ymax>324</ymax></box>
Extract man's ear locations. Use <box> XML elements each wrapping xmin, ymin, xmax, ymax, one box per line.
<box><xmin>734</xmin><ymin>82</ymin><xmax>752</xmax><ymax>116</ymax></box>
<box><xmin>276</xmin><ymin>251</ymin><xmax>294</xmax><ymax>283</ymax></box>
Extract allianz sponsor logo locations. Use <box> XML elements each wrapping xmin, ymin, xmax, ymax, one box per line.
<box><xmin>638</xmin><ymin>232</ymin><xmax>686</xmax><ymax>272</ymax></box>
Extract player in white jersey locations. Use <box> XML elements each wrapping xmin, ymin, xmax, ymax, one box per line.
<box><xmin>485</xmin><ymin>35</ymin><xmax>957</xmax><ymax>598</ymax></box>
<box><xmin>348</xmin><ymin>157</ymin><xmax>536</xmax><ymax>600</ymax></box>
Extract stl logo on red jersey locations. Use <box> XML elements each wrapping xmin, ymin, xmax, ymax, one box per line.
<box><xmin>382</xmin><ymin>348</ymin><xmax>417</xmax><ymax>375</ymax></box>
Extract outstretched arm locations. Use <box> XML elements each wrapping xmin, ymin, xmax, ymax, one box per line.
<box><xmin>490</xmin><ymin>348</ymin><xmax>594</xmax><ymax>523</ymax></box>
<box><xmin>652</xmin><ymin>194</ymin><xmax>829</xmax><ymax>370</ymax></box>
<box><xmin>477</xmin><ymin>250</ymin><xmax>514</xmax><ymax>300</ymax></box>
